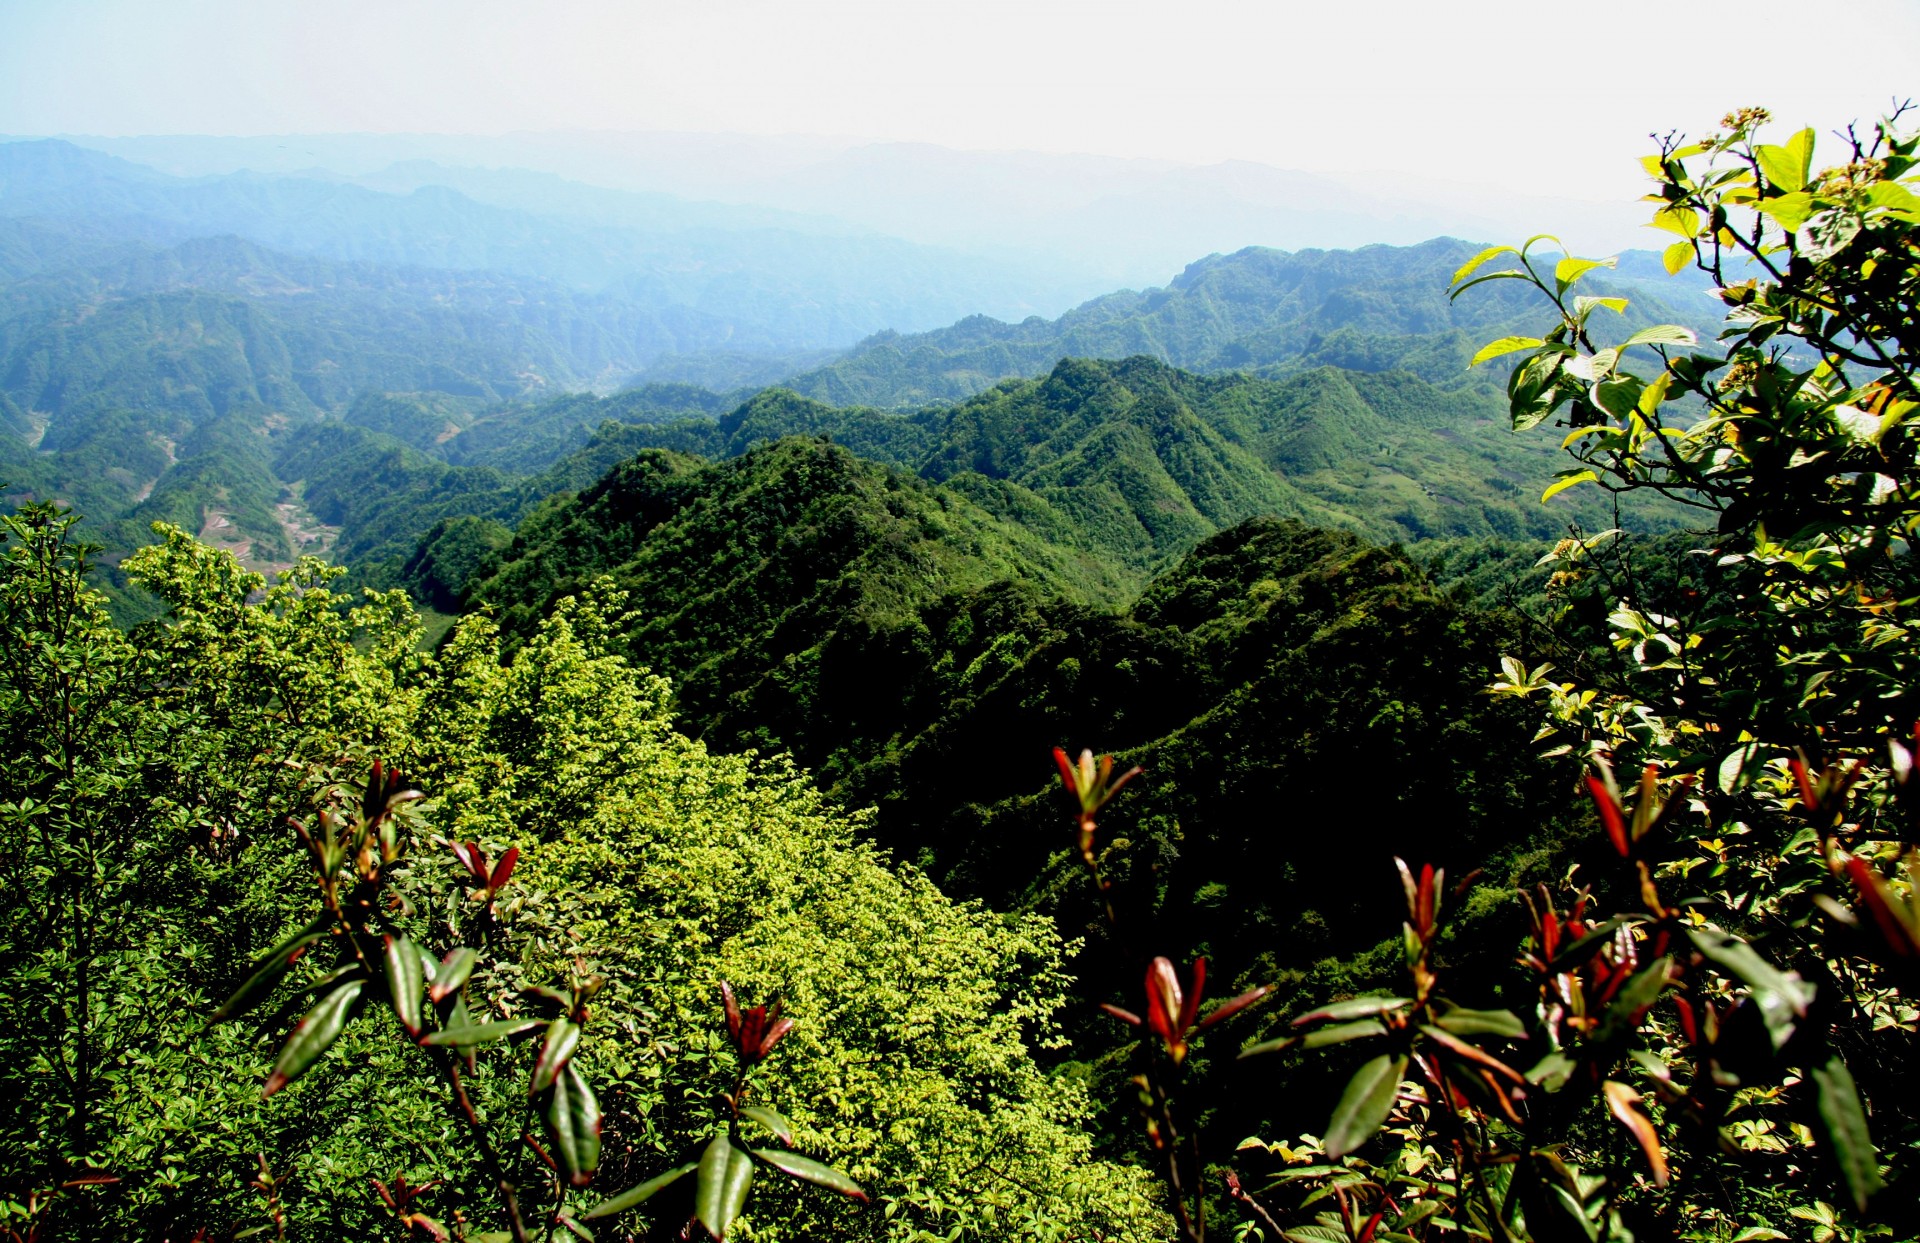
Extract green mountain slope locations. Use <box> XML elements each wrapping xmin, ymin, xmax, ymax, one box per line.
<box><xmin>462</xmin><ymin>438</ymin><xmax>1135</xmax><ymax>746</ymax></box>
<box><xmin>460</xmin><ymin>476</ymin><xmax>1579</xmax><ymax>1127</ymax></box>
<box><xmin>573</xmin><ymin>356</ymin><xmax>1683</xmax><ymax>572</ymax></box>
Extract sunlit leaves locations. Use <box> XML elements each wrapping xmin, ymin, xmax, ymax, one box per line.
<box><xmin>1554</xmin><ymin>255</ymin><xmax>1616</xmax><ymax>294</ymax></box>
<box><xmin>1469</xmin><ymin>336</ymin><xmax>1545</xmax><ymax>367</ymax></box>
<box><xmin>1755</xmin><ymin>128</ymin><xmax>1817</xmax><ymax>192</ymax></box>
<box><xmin>1542</xmin><ymin>470</ymin><xmax>1598</xmax><ymax>503</ymax></box>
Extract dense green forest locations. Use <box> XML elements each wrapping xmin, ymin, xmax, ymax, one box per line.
<box><xmin>7</xmin><ymin>104</ymin><xmax>1920</xmax><ymax>1243</ymax></box>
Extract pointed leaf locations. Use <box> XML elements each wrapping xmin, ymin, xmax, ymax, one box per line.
<box><xmin>1419</xmin><ymin>1025</ymin><xmax>1525</xmax><ymax>1083</ymax></box>
<box><xmin>1621</xmin><ymin>324</ymin><xmax>1698</xmax><ymax>349</ymax></box>
<box><xmin>581</xmin><ymin>1163</ymin><xmax>696</xmax><ymax>1220</ymax></box>
<box><xmin>1663</xmin><ymin>240</ymin><xmax>1695</xmax><ymax>275</ymax></box>
<box><xmin>1434</xmin><ymin>1006</ymin><xmax>1527</xmax><ymax>1039</ymax></box>
<box><xmin>212</xmin><ymin>914</ymin><xmax>331</xmax><ymax>1023</ymax></box>
<box><xmin>489</xmin><ymin>846</ymin><xmax>520</xmax><ymax>891</ymax></box>
<box><xmin>1323</xmin><ymin>1053</ymin><xmax>1406</xmax><ymax>1158</ymax></box>
<box><xmin>1811</xmin><ymin>1054</ymin><xmax>1883</xmax><ymax>1212</ymax></box>
<box><xmin>1237</xmin><ymin>1034</ymin><xmax>1300</xmax><ymax>1059</ymax></box>
<box><xmin>451</xmin><ymin>840</ymin><xmax>489</xmax><ymax>881</ymax></box>
<box><xmin>739</xmin><ymin>1105</ymin><xmax>793</xmax><ymax>1145</ymax></box>
<box><xmin>544</xmin><ymin>1061</ymin><xmax>602</xmax><ymax>1187</ymax></box>
<box><xmin>1450</xmin><ymin>244</ymin><xmax>1519</xmax><ymax>285</ymax></box>
<box><xmin>422</xmin><ymin>1018</ymin><xmax>542</xmax><ymax>1047</ymax></box>
<box><xmin>1469</xmin><ymin>336</ymin><xmax>1545</xmax><ymax>368</ymax></box>
<box><xmin>531</xmin><ymin>1017</ymin><xmax>581</xmax><ymax>1094</ymax></box>
<box><xmin>1303</xmin><ymin>1019</ymin><xmax>1386</xmax><ymax>1050</ymax></box>
<box><xmin>1603</xmin><ymin>1081</ymin><xmax>1669</xmax><ymax>1187</ymax></box>
<box><xmin>1554</xmin><ymin>255</ymin><xmax>1615</xmax><ymax>293</ymax></box>
<box><xmin>430</xmin><ymin>948</ymin><xmax>478</xmax><ymax>1003</ymax></box>
<box><xmin>384</xmin><ymin>934</ymin><xmax>426</xmax><ymax>1037</ymax></box>
<box><xmin>1291</xmin><ymin>996</ymin><xmax>1409</xmax><ymax>1026</ymax></box>
<box><xmin>263</xmin><ymin>979</ymin><xmax>363</xmax><ymax>1097</ymax></box>
<box><xmin>752</xmin><ymin>1149</ymin><xmax>868</xmax><ymax>1202</ymax></box>
<box><xmin>1198</xmin><ymin>984</ymin><xmax>1272</xmax><ymax>1030</ymax></box>
<box><xmin>1542</xmin><ymin>470</ymin><xmax>1599</xmax><ymax>503</ymax></box>
<box><xmin>694</xmin><ymin>1134</ymin><xmax>755</xmax><ymax>1241</ymax></box>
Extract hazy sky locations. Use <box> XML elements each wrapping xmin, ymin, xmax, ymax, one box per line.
<box><xmin>3</xmin><ymin>0</ymin><xmax>1917</xmax><ymax>204</ymax></box>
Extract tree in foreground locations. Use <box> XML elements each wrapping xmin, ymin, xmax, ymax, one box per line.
<box><xmin>1056</xmin><ymin>104</ymin><xmax>1920</xmax><ymax>1242</ymax></box>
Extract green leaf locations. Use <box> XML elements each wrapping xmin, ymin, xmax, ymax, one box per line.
<box><xmin>1575</xmin><ymin>295</ymin><xmax>1629</xmax><ymax>318</ymax></box>
<box><xmin>1592</xmin><ymin>375</ymin><xmax>1645</xmax><ymax>420</ymax></box>
<box><xmin>1595</xmin><ymin>959</ymin><xmax>1672</xmax><ymax>1044</ymax></box>
<box><xmin>211</xmin><ymin>914</ymin><xmax>331</xmax><ymax>1024</ymax></box>
<box><xmin>581</xmin><ymin>1163</ymin><xmax>696</xmax><ymax>1220</ymax></box>
<box><xmin>1292</xmin><ymin>996</ymin><xmax>1410</xmax><ymax>1025</ymax></box>
<box><xmin>1554</xmin><ymin>256</ymin><xmax>1615</xmax><ymax>294</ymax></box>
<box><xmin>1662</xmin><ymin>240</ymin><xmax>1695</xmax><ymax>275</ymax></box>
<box><xmin>544</xmin><ymin>1061</ymin><xmax>602</xmax><ymax>1187</ymax></box>
<box><xmin>1434</xmin><ymin>1006</ymin><xmax>1527</xmax><ymax>1039</ymax></box>
<box><xmin>263</xmin><ymin>979</ymin><xmax>363</xmax><ymax>1097</ymax></box>
<box><xmin>531</xmin><ymin>1017</ymin><xmax>581</xmax><ymax>1094</ymax></box>
<box><xmin>1323</xmin><ymin>1053</ymin><xmax>1406</xmax><ymax>1158</ymax></box>
<box><xmin>422</xmin><ymin>1017</ymin><xmax>542</xmax><ymax>1047</ymax></box>
<box><xmin>384</xmin><ymin>934</ymin><xmax>425</xmax><ymax>1037</ymax></box>
<box><xmin>1303</xmin><ymin>1019</ymin><xmax>1386</xmax><ymax>1049</ymax></box>
<box><xmin>1237</xmin><ymin>1034</ymin><xmax>1300</xmax><ymax>1058</ymax></box>
<box><xmin>429</xmin><ymin>948</ymin><xmax>477</xmax><ymax>1003</ymax></box>
<box><xmin>1526</xmin><ymin>1050</ymin><xmax>1577</xmax><ymax>1091</ymax></box>
<box><xmin>1687</xmin><ymin>927</ymin><xmax>1813</xmax><ymax>1050</ymax></box>
<box><xmin>1868</xmin><ymin>181</ymin><xmax>1920</xmax><ymax>215</ymax></box>
<box><xmin>1649</xmin><ymin>206</ymin><xmax>1700</xmax><ymax>238</ymax></box>
<box><xmin>1811</xmin><ymin>1054</ymin><xmax>1883</xmax><ymax>1212</ymax></box>
<box><xmin>1449</xmin><ymin>270</ymin><xmax>1535</xmax><ymax>301</ymax></box>
<box><xmin>1542</xmin><ymin>471</ymin><xmax>1598</xmax><ymax>503</ymax></box>
<box><xmin>1469</xmin><ymin>336</ymin><xmax>1544</xmax><ymax>368</ymax></box>
<box><xmin>739</xmin><ymin>1104</ymin><xmax>793</xmax><ymax>1144</ymax></box>
<box><xmin>1755</xmin><ymin>192</ymin><xmax>1816</xmax><ymax>231</ymax></box>
<box><xmin>1756</xmin><ymin>129</ymin><xmax>1815</xmax><ymax>192</ymax></box>
<box><xmin>1621</xmin><ymin>324</ymin><xmax>1698</xmax><ymax>349</ymax></box>
<box><xmin>1637</xmin><ymin>369</ymin><xmax>1673</xmax><ymax>415</ymax></box>
<box><xmin>1449</xmin><ymin>245</ymin><xmax>1518</xmax><ymax>286</ymax></box>
<box><xmin>694</xmin><ymin>1134</ymin><xmax>756</xmax><ymax>1241</ymax></box>
<box><xmin>752</xmin><ymin>1149</ymin><xmax>869</xmax><ymax>1201</ymax></box>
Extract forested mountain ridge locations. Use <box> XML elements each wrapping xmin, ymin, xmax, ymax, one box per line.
<box><xmin>521</xmin><ymin>355</ymin><xmax>1682</xmax><ymax>572</ymax></box>
<box><xmin>773</xmin><ymin>237</ymin><xmax>1719</xmax><ymax>407</ymax></box>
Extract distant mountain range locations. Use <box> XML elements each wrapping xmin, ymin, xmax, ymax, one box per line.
<box><xmin>0</xmin><ymin>139</ymin><xmax>1102</xmax><ymax>349</ymax></box>
<box><xmin>51</xmin><ymin>130</ymin><xmax>1662</xmax><ymax>282</ymax></box>
<box><xmin>754</xmin><ymin>238</ymin><xmax>1720</xmax><ymax>407</ymax></box>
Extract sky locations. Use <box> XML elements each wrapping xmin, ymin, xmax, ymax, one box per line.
<box><xmin>2</xmin><ymin>0</ymin><xmax>1917</xmax><ymax>207</ymax></box>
